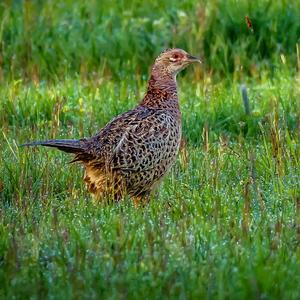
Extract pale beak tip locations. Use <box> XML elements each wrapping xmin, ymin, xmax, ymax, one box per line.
<box><xmin>187</xmin><ymin>54</ymin><xmax>202</xmax><ymax>64</ymax></box>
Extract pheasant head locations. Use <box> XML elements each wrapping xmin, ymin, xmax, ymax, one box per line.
<box><xmin>153</xmin><ymin>48</ymin><xmax>201</xmax><ymax>77</ymax></box>
<box><xmin>142</xmin><ymin>48</ymin><xmax>201</xmax><ymax>109</ymax></box>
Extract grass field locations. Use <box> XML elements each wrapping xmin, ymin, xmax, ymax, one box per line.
<box><xmin>1</xmin><ymin>0</ymin><xmax>300</xmax><ymax>299</ymax></box>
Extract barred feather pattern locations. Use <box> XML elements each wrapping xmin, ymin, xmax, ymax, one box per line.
<box><xmin>23</xmin><ymin>48</ymin><xmax>199</xmax><ymax>205</ymax></box>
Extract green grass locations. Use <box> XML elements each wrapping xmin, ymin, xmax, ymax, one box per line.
<box><xmin>1</xmin><ymin>0</ymin><xmax>300</xmax><ymax>299</ymax></box>
<box><xmin>1</xmin><ymin>73</ymin><xmax>300</xmax><ymax>299</ymax></box>
<box><xmin>1</xmin><ymin>0</ymin><xmax>300</xmax><ymax>80</ymax></box>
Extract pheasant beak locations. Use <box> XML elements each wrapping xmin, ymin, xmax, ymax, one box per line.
<box><xmin>186</xmin><ymin>54</ymin><xmax>202</xmax><ymax>64</ymax></box>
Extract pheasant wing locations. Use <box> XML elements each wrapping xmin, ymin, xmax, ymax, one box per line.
<box><xmin>109</xmin><ymin>109</ymin><xmax>179</xmax><ymax>172</ymax></box>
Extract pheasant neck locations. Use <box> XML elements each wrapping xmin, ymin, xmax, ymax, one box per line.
<box><xmin>141</xmin><ymin>67</ymin><xmax>179</xmax><ymax>112</ymax></box>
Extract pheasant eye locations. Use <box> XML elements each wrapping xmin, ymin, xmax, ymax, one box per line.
<box><xmin>169</xmin><ymin>54</ymin><xmax>179</xmax><ymax>62</ymax></box>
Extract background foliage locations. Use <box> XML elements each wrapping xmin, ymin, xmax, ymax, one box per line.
<box><xmin>0</xmin><ymin>0</ymin><xmax>299</xmax><ymax>80</ymax></box>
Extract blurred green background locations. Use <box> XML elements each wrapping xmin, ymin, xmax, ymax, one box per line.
<box><xmin>0</xmin><ymin>0</ymin><xmax>299</xmax><ymax>81</ymax></box>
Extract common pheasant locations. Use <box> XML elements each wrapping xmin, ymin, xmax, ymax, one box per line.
<box><xmin>23</xmin><ymin>49</ymin><xmax>201</xmax><ymax>204</ymax></box>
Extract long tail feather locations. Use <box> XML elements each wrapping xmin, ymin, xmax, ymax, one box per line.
<box><xmin>20</xmin><ymin>139</ymin><xmax>84</xmax><ymax>154</ymax></box>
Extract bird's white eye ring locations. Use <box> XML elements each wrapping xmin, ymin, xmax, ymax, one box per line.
<box><xmin>169</xmin><ymin>57</ymin><xmax>177</xmax><ymax>62</ymax></box>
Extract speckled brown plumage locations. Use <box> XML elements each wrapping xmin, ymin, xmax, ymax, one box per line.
<box><xmin>22</xmin><ymin>49</ymin><xmax>201</xmax><ymax>204</ymax></box>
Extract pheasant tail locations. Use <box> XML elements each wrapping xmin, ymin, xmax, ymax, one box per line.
<box><xmin>20</xmin><ymin>139</ymin><xmax>83</xmax><ymax>154</ymax></box>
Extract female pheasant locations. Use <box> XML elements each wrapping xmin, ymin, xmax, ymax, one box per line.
<box><xmin>23</xmin><ymin>49</ymin><xmax>201</xmax><ymax>204</ymax></box>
